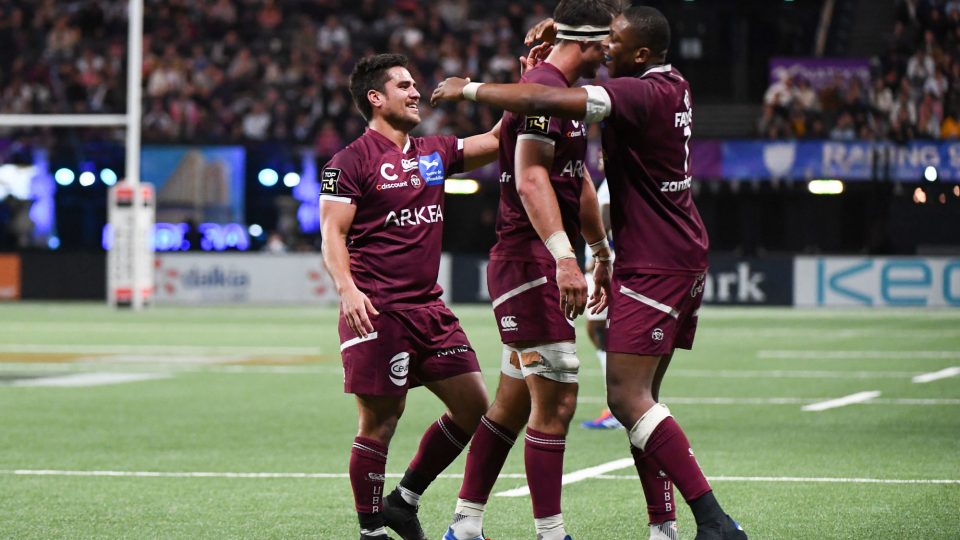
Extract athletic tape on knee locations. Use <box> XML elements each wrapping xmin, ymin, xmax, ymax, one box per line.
<box><xmin>523</xmin><ymin>342</ymin><xmax>580</xmax><ymax>383</ymax></box>
<box><xmin>500</xmin><ymin>345</ymin><xmax>525</xmax><ymax>380</ymax></box>
<box><xmin>628</xmin><ymin>403</ymin><xmax>672</xmax><ymax>451</ymax></box>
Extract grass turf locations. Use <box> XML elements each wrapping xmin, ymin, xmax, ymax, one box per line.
<box><xmin>0</xmin><ymin>303</ymin><xmax>958</xmax><ymax>538</ymax></box>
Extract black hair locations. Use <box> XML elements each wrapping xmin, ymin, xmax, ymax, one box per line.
<box><xmin>623</xmin><ymin>5</ymin><xmax>670</xmax><ymax>58</ymax></box>
<box><xmin>553</xmin><ymin>0</ymin><xmax>617</xmax><ymax>34</ymax></box>
<box><xmin>348</xmin><ymin>53</ymin><xmax>408</xmax><ymax>121</ymax></box>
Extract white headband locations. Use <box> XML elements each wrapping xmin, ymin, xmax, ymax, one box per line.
<box><xmin>555</xmin><ymin>23</ymin><xmax>610</xmax><ymax>42</ymax></box>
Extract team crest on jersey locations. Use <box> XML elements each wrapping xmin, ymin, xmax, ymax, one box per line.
<box><xmin>524</xmin><ymin>115</ymin><xmax>550</xmax><ymax>136</ymax></box>
<box><xmin>410</xmin><ymin>174</ymin><xmax>423</xmax><ymax>189</ymax></box>
<box><xmin>320</xmin><ymin>168</ymin><xmax>341</xmax><ymax>194</ymax></box>
<box><xmin>418</xmin><ymin>151</ymin><xmax>445</xmax><ymax>185</ymax></box>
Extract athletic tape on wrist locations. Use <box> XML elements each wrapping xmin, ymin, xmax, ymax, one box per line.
<box><xmin>462</xmin><ymin>82</ymin><xmax>483</xmax><ymax>101</ymax></box>
<box><xmin>589</xmin><ymin>237</ymin><xmax>610</xmax><ymax>255</ymax></box>
<box><xmin>545</xmin><ymin>231</ymin><xmax>575</xmax><ymax>261</ymax></box>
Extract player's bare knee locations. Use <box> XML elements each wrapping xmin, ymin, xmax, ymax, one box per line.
<box><xmin>627</xmin><ymin>403</ymin><xmax>672</xmax><ymax>452</ymax></box>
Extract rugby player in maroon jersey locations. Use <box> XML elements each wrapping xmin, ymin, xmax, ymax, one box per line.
<box><xmin>432</xmin><ymin>6</ymin><xmax>747</xmax><ymax>540</ymax></box>
<box><xmin>320</xmin><ymin>53</ymin><xmax>502</xmax><ymax>540</ymax></box>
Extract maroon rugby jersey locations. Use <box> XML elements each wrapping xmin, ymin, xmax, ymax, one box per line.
<box><xmin>492</xmin><ymin>62</ymin><xmax>587</xmax><ymax>262</ymax></box>
<box><xmin>598</xmin><ymin>65</ymin><xmax>709</xmax><ymax>274</ymax></box>
<box><xmin>320</xmin><ymin>129</ymin><xmax>464</xmax><ymax>310</ymax></box>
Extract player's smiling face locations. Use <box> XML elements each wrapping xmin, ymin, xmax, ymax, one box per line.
<box><xmin>603</xmin><ymin>15</ymin><xmax>642</xmax><ymax>78</ymax></box>
<box><xmin>378</xmin><ymin>66</ymin><xmax>421</xmax><ymax>128</ymax></box>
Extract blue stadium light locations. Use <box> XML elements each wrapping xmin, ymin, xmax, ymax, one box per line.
<box><xmin>248</xmin><ymin>224</ymin><xmax>264</xmax><ymax>237</ymax></box>
<box><xmin>54</xmin><ymin>168</ymin><xmax>75</xmax><ymax>186</ymax></box>
<box><xmin>47</xmin><ymin>236</ymin><xmax>60</xmax><ymax>249</ymax></box>
<box><xmin>924</xmin><ymin>166</ymin><xmax>938</xmax><ymax>182</ymax></box>
<box><xmin>101</xmin><ymin>168</ymin><xmax>118</xmax><ymax>186</ymax></box>
<box><xmin>78</xmin><ymin>171</ymin><xmax>96</xmax><ymax>187</ymax></box>
<box><xmin>283</xmin><ymin>172</ymin><xmax>301</xmax><ymax>187</ymax></box>
<box><xmin>258</xmin><ymin>168</ymin><xmax>279</xmax><ymax>187</ymax></box>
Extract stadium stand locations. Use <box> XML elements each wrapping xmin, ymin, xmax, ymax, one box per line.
<box><xmin>761</xmin><ymin>0</ymin><xmax>960</xmax><ymax>140</ymax></box>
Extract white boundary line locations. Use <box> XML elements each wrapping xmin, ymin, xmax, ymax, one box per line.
<box><xmin>0</xmin><ymin>363</ymin><xmax>927</xmax><ymax>380</ymax></box>
<box><xmin>802</xmin><ymin>391</ymin><xmax>881</xmax><ymax>412</ymax></box>
<box><xmin>913</xmin><ymin>367</ymin><xmax>960</xmax><ymax>383</ymax></box>
<box><xmin>0</xmin><ymin>344</ymin><xmax>319</xmax><ymax>356</ymax></box>
<box><xmin>3</xmin><ymin>469</ymin><xmax>957</xmax><ymax>486</ymax></box>
<box><xmin>494</xmin><ymin>458</ymin><xmax>635</xmax><ymax>498</ymax></box>
<box><xmin>576</xmin><ymin>396</ymin><xmax>960</xmax><ymax>406</ymax></box>
<box><xmin>759</xmin><ymin>350</ymin><xmax>960</xmax><ymax>360</ymax></box>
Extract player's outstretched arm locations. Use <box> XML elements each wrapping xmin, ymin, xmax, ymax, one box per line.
<box><xmin>431</xmin><ymin>79</ymin><xmax>590</xmax><ymax>121</ymax></box>
<box><xmin>320</xmin><ymin>200</ymin><xmax>378</xmax><ymax>337</ymax></box>
<box><xmin>462</xmin><ymin>117</ymin><xmax>503</xmax><ymax>171</ymax></box>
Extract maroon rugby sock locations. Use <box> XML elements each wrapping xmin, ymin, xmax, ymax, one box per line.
<box><xmin>643</xmin><ymin>417</ymin><xmax>712</xmax><ymax>502</ymax></box>
<box><xmin>524</xmin><ymin>427</ymin><xmax>566</xmax><ymax>518</ymax></box>
<box><xmin>350</xmin><ymin>436</ymin><xmax>388</xmax><ymax>513</ymax></box>
<box><xmin>403</xmin><ymin>413</ymin><xmax>471</xmax><ymax>495</ymax></box>
<box><xmin>631</xmin><ymin>444</ymin><xmax>678</xmax><ymax>523</ymax></box>
<box><xmin>458</xmin><ymin>416</ymin><xmax>517</xmax><ymax>504</ymax></box>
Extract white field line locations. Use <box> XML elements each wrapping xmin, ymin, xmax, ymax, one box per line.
<box><xmin>913</xmin><ymin>367</ymin><xmax>960</xmax><ymax>384</ymax></box>
<box><xmin>494</xmin><ymin>458</ymin><xmax>635</xmax><ymax>498</ymax></box>
<box><xmin>0</xmin><ymin>362</ymin><xmax>923</xmax><ymax>381</ymax></box>
<box><xmin>4</xmin><ymin>469</ymin><xmax>957</xmax><ymax>486</ymax></box>
<box><xmin>594</xmin><ymin>474</ymin><xmax>960</xmax><ymax>485</ymax></box>
<box><xmin>759</xmin><ymin>350</ymin><xmax>960</xmax><ymax>360</ymax></box>
<box><xmin>802</xmin><ymin>391</ymin><xmax>882</xmax><ymax>412</ymax></box>
<box><xmin>0</xmin><ymin>362</ymin><xmax>344</xmax><ymax>375</ymax></box>
<box><xmin>10</xmin><ymin>373</ymin><xmax>168</xmax><ymax>387</ymax></box>
<box><xmin>577</xmin><ymin>396</ymin><xmax>960</xmax><ymax>406</ymax></box>
<box><xmin>0</xmin><ymin>344</ymin><xmax>319</xmax><ymax>356</ymax></box>
<box><xmin>702</xmin><ymin>328</ymin><xmax>960</xmax><ymax>339</ymax></box>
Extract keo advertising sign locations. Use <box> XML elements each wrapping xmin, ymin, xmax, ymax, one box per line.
<box><xmin>794</xmin><ymin>257</ymin><xmax>960</xmax><ymax>307</ymax></box>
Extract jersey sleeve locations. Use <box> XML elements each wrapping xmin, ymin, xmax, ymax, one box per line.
<box><xmin>437</xmin><ymin>134</ymin><xmax>465</xmax><ymax>175</ymax></box>
<box><xmin>319</xmin><ymin>148</ymin><xmax>364</xmax><ymax>204</ymax></box>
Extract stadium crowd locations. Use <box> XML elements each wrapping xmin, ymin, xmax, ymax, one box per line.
<box><xmin>760</xmin><ymin>0</ymin><xmax>960</xmax><ymax>141</ymax></box>
<box><xmin>0</xmin><ymin>0</ymin><xmax>548</xmax><ymax>158</ymax></box>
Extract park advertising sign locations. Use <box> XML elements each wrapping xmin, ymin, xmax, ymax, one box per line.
<box><xmin>794</xmin><ymin>257</ymin><xmax>960</xmax><ymax>307</ymax></box>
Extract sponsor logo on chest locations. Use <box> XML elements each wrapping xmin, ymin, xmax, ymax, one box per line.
<box><xmin>384</xmin><ymin>204</ymin><xmax>444</xmax><ymax>227</ymax></box>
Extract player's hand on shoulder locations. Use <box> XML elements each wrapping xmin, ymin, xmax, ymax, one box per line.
<box><xmin>430</xmin><ymin>77</ymin><xmax>469</xmax><ymax>107</ymax></box>
<box><xmin>524</xmin><ymin>17</ymin><xmax>557</xmax><ymax>46</ymax></box>
<box><xmin>556</xmin><ymin>258</ymin><xmax>587</xmax><ymax>320</ymax></box>
<box><xmin>587</xmin><ymin>259</ymin><xmax>611</xmax><ymax>315</ymax></box>
<box><xmin>340</xmin><ymin>286</ymin><xmax>379</xmax><ymax>338</ymax></box>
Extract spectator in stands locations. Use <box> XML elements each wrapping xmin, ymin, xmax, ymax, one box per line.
<box><xmin>829</xmin><ymin>112</ymin><xmax>856</xmax><ymax>140</ymax></box>
<box><xmin>917</xmin><ymin>91</ymin><xmax>944</xmax><ymax>138</ymax></box>
<box><xmin>942</xmin><ymin>113</ymin><xmax>960</xmax><ymax>137</ymax></box>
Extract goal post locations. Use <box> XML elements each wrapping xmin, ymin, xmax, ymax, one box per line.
<box><xmin>0</xmin><ymin>0</ymin><xmax>152</xmax><ymax>309</ymax></box>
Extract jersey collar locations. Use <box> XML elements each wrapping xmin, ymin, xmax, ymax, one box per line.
<box><xmin>365</xmin><ymin>128</ymin><xmax>412</xmax><ymax>154</ymax></box>
<box><xmin>639</xmin><ymin>64</ymin><xmax>672</xmax><ymax>78</ymax></box>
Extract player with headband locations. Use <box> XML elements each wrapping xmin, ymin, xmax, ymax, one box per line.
<box><xmin>432</xmin><ymin>5</ymin><xmax>748</xmax><ymax>540</ymax></box>
<box><xmin>442</xmin><ymin>2</ymin><xmax>616</xmax><ymax>540</ymax></box>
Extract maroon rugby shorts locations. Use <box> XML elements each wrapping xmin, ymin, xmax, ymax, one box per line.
<box><xmin>606</xmin><ymin>271</ymin><xmax>706</xmax><ymax>356</ymax></box>
<box><xmin>487</xmin><ymin>258</ymin><xmax>576</xmax><ymax>345</ymax></box>
<box><xmin>339</xmin><ymin>302</ymin><xmax>480</xmax><ymax>396</ymax></box>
